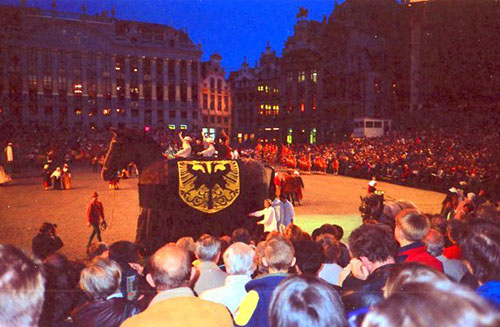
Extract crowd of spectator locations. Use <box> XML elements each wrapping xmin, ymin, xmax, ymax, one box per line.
<box><xmin>1</xmin><ymin>196</ymin><xmax>499</xmax><ymax>327</ymax></box>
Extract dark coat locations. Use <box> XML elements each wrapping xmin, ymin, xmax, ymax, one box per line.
<box><xmin>73</xmin><ymin>298</ymin><xmax>139</xmax><ymax>327</ymax></box>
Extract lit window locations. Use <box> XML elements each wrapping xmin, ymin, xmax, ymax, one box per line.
<box><xmin>180</xmin><ymin>125</ymin><xmax>187</xmax><ymax>130</ymax></box>
<box><xmin>74</xmin><ymin>84</ymin><xmax>83</xmax><ymax>94</ymax></box>
<box><xmin>301</xmin><ymin>102</ymin><xmax>305</xmax><ymax>112</ymax></box>
<box><xmin>75</xmin><ymin>108</ymin><xmax>82</xmax><ymax>115</ymax></box>
<box><xmin>311</xmin><ymin>70</ymin><xmax>317</xmax><ymax>83</ymax></box>
<box><xmin>168</xmin><ymin>124</ymin><xmax>176</xmax><ymax>130</ymax></box>
<box><xmin>103</xmin><ymin>109</ymin><xmax>110</xmax><ymax>116</ymax></box>
<box><xmin>298</xmin><ymin>71</ymin><xmax>305</xmax><ymax>82</ymax></box>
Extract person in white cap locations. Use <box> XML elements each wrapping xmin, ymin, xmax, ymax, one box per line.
<box><xmin>4</xmin><ymin>142</ymin><xmax>14</xmax><ymax>175</ymax></box>
<box><xmin>198</xmin><ymin>131</ymin><xmax>217</xmax><ymax>157</ymax></box>
<box><xmin>367</xmin><ymin>180</ymin><xmax>377</xmax><ymax>194</ymax></box>
<box><xmin>173</xmin><ymin>132</ymin><xmax>193</xmax><ymax>158</ymax></box>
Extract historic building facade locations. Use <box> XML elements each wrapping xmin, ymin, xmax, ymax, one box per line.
<box><xmin>200</xmin><ymin>52</ymin><xmax>231</xmax><ymax>137</ymax></box>
<box><xmin>228</xmin><ymin>58</ymin><xmax>256</xmax><ymax>144</ymax></box>
<box><xmin>0</xmin><ymin>3</ymin><xmax>203</xmax><ymax>132</ymax></box>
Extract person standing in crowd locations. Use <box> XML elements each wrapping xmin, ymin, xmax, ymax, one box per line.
<box><xmin>121</xmin><ymin>245</ymin><xmax>233</xmax><ymax>327</ymax></box>
<box><xmin>91</xmin><ymin>156</ymin><xmax>98</xmax><ymax>173</ymax></box>
<box><xmin>86</xmin><ymin>192</ymin><xmax>106</xmax><ymax>247</ymax></box>
<box><xmin>193</xmin><ymin>234</ymin><xmax>228</xmax><ymax>295</ymax></box>
<box><xmin>0</xmin><ymin>162</ymin><xmax>12</xmax><ymax>185</ymax></box>
<box><xmin>0</xmin><ymin>244</ymin><xmax>45</xmax><ymax>327</ymax></box>
<box><xmin>62</xmin><ymin>164</ymin><xmax>71</xmax><ymax>190</ymax></box>
<box><xmin>277</xmin><ymin>193</ymin><xmax>295</xmax><ymax>232</ymax></box>
<box><xmin>31</xmin><ymin>222</ymin><xmax>64</xmax><ymax>260</ymax></box>
<box><xmin>249</xmin><ymin>199</ymin><xmax>278</xmax><ymax>234</ymax></box>
<box><xmin>43</xmin><ymin>164</ymin><xmax>52</xmax><ymax>190</ymax></box>
<box><xmin>4</xmin><ymin>141</ymin><xmax>14</xmax><ymax>175</ymax></box>
<box><xmin>368</xmin><ymin>179</ymin><xmax>377</xmax><ymax>194</ymax></box>
<box><xmin>51</xmin><ymin>167</ymin><xmax>63</xmax><ymax>190</ymax></box>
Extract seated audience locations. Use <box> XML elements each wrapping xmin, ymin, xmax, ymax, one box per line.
<box><xmin>460</xmin><ymin>219</ymin><xmax>500</xmax><ymax>309</ymax></box>
<box><xmin>362</xmin><ymin>280</ymin><xmax>500</xmax><ymax>327</ymax></box>
<box><xmin>443</xmin><ymin>219</ymin><xmax>466</xmax><ymax>259</ymax></box>
<box><xmin>73</xmin><ymin>258</ymin><xmax>139</xmax><ymax>327</ymax></box>
<box><xmin>394</xmin><ymin>209</ymin><xmax>443</xmax><ymax>272</ymax></box>
<box><xmin>0</xmin><ymin>244</ymin><xmax>45</xmax><ymax>327</ymax></box>
<box><xmin>269</xmin><ymin>276</ymin><xmax>346</xmax><ymax>327</ymax></box>
<box><xmin>121</xmin><ymin>245</ymin><xmax>233</xmax><ymax>327</ymax></box>
<box><xmin>200</xmin><ymin>242</ymin><xmax>256</xmax><ymax>315</ymax></box>
<box><xmin>423</xmin><ymin>228</ymin><xmax>467</xmax><ymax>282</ymax></box>
<box><xmin>316</xmin><ymin>233</ymin><xmax>343</xmax><ymax>286</ymax></box>
<box><xmin>193</xmin><ymin>234</ymin><xmax>228</xmax><ymax>294</ymax></box>
<box><xmin>340</xmin><ymin>224</ymin><xmax>399</xmax><ymax>313</ymax></box>
<box><xmin>236</xmin><ymin>236</ymin><xmax>296</xmax><ymax>327</ymax></box>
<box><xmin>31</xmin><ymin>222</ymin><xmax>63</xmax><ymax>260</ymax></box>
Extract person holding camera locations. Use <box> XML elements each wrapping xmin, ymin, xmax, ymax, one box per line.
<box><xmin>87</xmin><ymin>191</ymin><xmax>107</xmax><ymax>247</ymax></box>
<box><xmin>32</xmin><ymin>222</ymin><xmax>64</xmax><ymax>259</ymax></box>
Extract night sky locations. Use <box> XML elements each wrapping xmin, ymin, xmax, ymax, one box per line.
<box><xmin>1</xmin><ymin>0</ymin><xmax>344</xmax><ymax>73</ymax></box>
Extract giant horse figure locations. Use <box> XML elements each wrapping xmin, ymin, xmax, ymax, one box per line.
<box><xmin>102</xmin><ymin>129</ymin><xmax>269</xmax><ymax>252</ymax></box>
<box><xmin>359</xmin><ymin>191</ymin><xmax>417</xmax><ymax>229</ymax></box>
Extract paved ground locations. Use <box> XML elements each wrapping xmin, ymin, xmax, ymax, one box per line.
<box><xmin>0</xmin><ymin>166</ymin><xmax>445</xmax><ymax>260</ymax></box>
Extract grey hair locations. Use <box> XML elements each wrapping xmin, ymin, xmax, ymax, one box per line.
<box><xmin>424</xmin><ymin>229</ymin><xmax>445</xmax><ymax>257</ymax></box>
<box><xmin>80</xmin><ymin>258</ymin><xmax>122</xmax><ymax>300</ymax></box>
<box><xmin>195</xmin><ymin>234</ymin><xmax>222</xmax><ymax>262</ymax></box>
<box><xmin>223</xmin><ymin>242</ymin><xmax>256</xmax><ymax>276</ymax></box>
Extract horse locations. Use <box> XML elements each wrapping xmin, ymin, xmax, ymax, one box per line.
<box><xmin>102</xmin><ymin>129</ymin><xmax>269</xmax><ymax>253</ymax></box>
<box><xmin>282</xmin><ymin>172</ymin><xmax>305</xmax><ymax>206</ymax></box>
<box><xmin>359</xmin><ymin>191</ymin><xmax>417</xmax><ymax>228</ymax></box>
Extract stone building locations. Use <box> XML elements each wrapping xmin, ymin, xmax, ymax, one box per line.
<box><xmin>200</xmin><ymin>52</ymin><xmax>231</xmax><ymax>138</ymax></box>
<box><xmin>0</xmin><ymin>2</ymin><xmax>203</xmax><ymax>132</ymax></box>
<box><xmin>228</xmin><ymin>57</ymin><xmax>256</xmax><ymax>144</ymax></box>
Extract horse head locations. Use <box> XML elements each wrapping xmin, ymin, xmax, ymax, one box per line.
<box><xmin>102</xmin><ymin>128</ymin><xmax>163</xmax><ymax>181</ymax></box>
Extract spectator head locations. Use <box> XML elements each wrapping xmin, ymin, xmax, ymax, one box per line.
<box><xmin>264</xmin><ymin>236</ymin><xmax>296</xmax><ymax>273</ymax></box>
<box><xmin>147</xmin><ymin>245</ymin><xmax>192</xmax><ymax>291</ymax></box>
<box><xmin>79</xmin><ymin>258</ymin><xmax>121</xmax><ymax>301</ymax></box>
<box><xmin>460</xmin><ymin>220</ymin><xmax>500</xmax><ymax>285</ymax></box>
<box><xmin>423</xmin><ymin>229</ymin><xmax>445</xmax><ymax>257</ymax></box>
<box><xmin>348</xmin><ymin>224</ymin><xmax>399</xmax><ymax>271</ymax></box>
<box><xmin>395</xmin><ymin>209</ymin><xmax>430</xmax><ymax>244</ymax></box>
<box><xmin>316</xmin><ymin>234</ymin><xmax>341</xmax><ymax>264</ymax></box>
<box><xmin>363</xmin><ymin>280</ymin><xmax>499</xmax><ymax>327</ymax></box>
<box><xmin>0</xmin><ymin>244</ymin><xmax>45</xmax><ymax>327</ymax></box>
<box><xmin>269</xmin><ymin>276</ymin><xmax>346</xmax><ymax>327</ymax></box>
<box><xmin>294</xmin><ymin>240</ymin><xmax>325</xmax><ymax>275</ymax></box>
<box><xmin>284</xmin><ymin>224</ymin><xmax>310</xmax><ymax>242</ymax></box>
<box><xmin>109</xmin><ymin>241</ymin><xmax>140</xmax><ymax>266</ymax></box>
<box><xmin>223</xmin><ymin>242</ymin><xmax>256</xmax><ymax>276</ymax></box>
<box><xmin>175</xmin><ymin>237</ymin><xmax>195</xmax><ymax>254</ymax></box>
<box><xmin>231</xmin><ymin>228</ymin><xmax>251</xmax><ymax>244</ymax></box>
<box><xmin>195</xmin><ymin>234</ymin><xmax>222</xmax><ymax>263</ymax></box>
<box><xmin>86</xmin><ymin>242</ymin><xmax>109</xmax><ymax>261</ymax></box>
<box><xmin>264</xmin><ymin>199</ymin><xmax>272</xmax><ymax>208</ymax></box>
<box><xmin>384</xmin><ymin>262</ymin><xmax>449</xmax><ymax>298</ymax></box>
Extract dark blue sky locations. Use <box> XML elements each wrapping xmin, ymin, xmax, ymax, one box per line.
<box><xmin>2</xmin><ymin>0</ymin><xmax>344</xmax><ymax>72</ymax></box>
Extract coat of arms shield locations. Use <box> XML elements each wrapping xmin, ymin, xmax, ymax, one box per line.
<box><xmin>177</xmin><ymin>160</ymin><xmax>240</xmax><ymax>214</ymax></box>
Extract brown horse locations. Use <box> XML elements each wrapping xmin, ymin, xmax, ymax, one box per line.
<box><xmin>102</xmin><ymin>129</ymin><xmax>269</xmax><ymax>253</ymax></box>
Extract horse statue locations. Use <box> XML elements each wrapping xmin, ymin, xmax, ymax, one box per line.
<box><xmin>102</xmin><ymin>129</ymin><xmax>269</xmax><ymax>253</ymax></box>
<box><xmin>359</xmin><ymin>191</ymin><xmax>417</xmax><ymax>228</ymax></box>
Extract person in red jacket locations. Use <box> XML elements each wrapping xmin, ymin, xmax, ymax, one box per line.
<box><xmin>394</xmin><ymin>209</ymin><xmax>443</xmax><ymax>272</ymax></box>
<box><xmin>86</xmin><ymin>191</ymin><xmax>106</xmax><ymax>247</ymax></box>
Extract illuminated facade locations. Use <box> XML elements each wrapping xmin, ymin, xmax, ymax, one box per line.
<box><xmin>0</xmin><ymin>3</ymin><xmax>202</xmax><ymax>131</ymax></box>
<box><xmin>200</xmin><ymin>52</ymin><xmax>231</xmax><ymax>137</ymax></box>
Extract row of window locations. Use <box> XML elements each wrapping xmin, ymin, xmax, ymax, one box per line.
<box><xmin>202</xmin><ymin>115</ymin><xmax>229</xmax><ymax>124</ymax></box>
<box><xmin>286</xmin><ymin>70</ymin><xmax>318</xmax><ymax>84</ymax></box>
<box><xmin>202</xmin><ymin>94</ymin><xmax>229</xmax><ymax>111</ymax></box>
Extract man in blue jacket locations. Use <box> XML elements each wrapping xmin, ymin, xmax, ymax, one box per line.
<box><xmin>236</xmin><ymin>236</ymin><xmax>296</xmax><ymax>327</ymax></box>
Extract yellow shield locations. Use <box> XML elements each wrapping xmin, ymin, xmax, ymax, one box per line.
<box><xmin>178</xmin><ymin>160</ymin><xmax>240</xmax><ymax>214</ymax></box>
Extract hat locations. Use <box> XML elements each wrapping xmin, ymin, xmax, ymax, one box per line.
<box><xmin>44</xmin><ymin>164</ymin><xmax>49</xmax><ymax>169</ymax></box>
<box><xmin>294</xmin><ymin>170</ymin><xmax>300</xmax><ymax>175</ymax></box>
<box><xmin>369</xmin><ymin>180</ymin><xmax>377</xmax><ymax>187</ymax></box>
<box><xmin>467</xmin><ymin>192</ymin><xmax>476</xmax><ymax>201</ymax></box>
<box><xmin>449</xmin><ymin>187</ymin><xmax>458</xmax><ymax>193</ymax></box>
<box><xmin>206</xmin><ymin>137</ymin><xmax>215</xmax><ymax>144</ymax></box>
<box><xmin>91</xmin><ymin>191</ymin><xmax>99</xmax><ymax>198</ymax></box>
<box><xmin>459</xmin><ymin>181</ymin><xmax>467</xmax><ymax>186</ymax></box>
